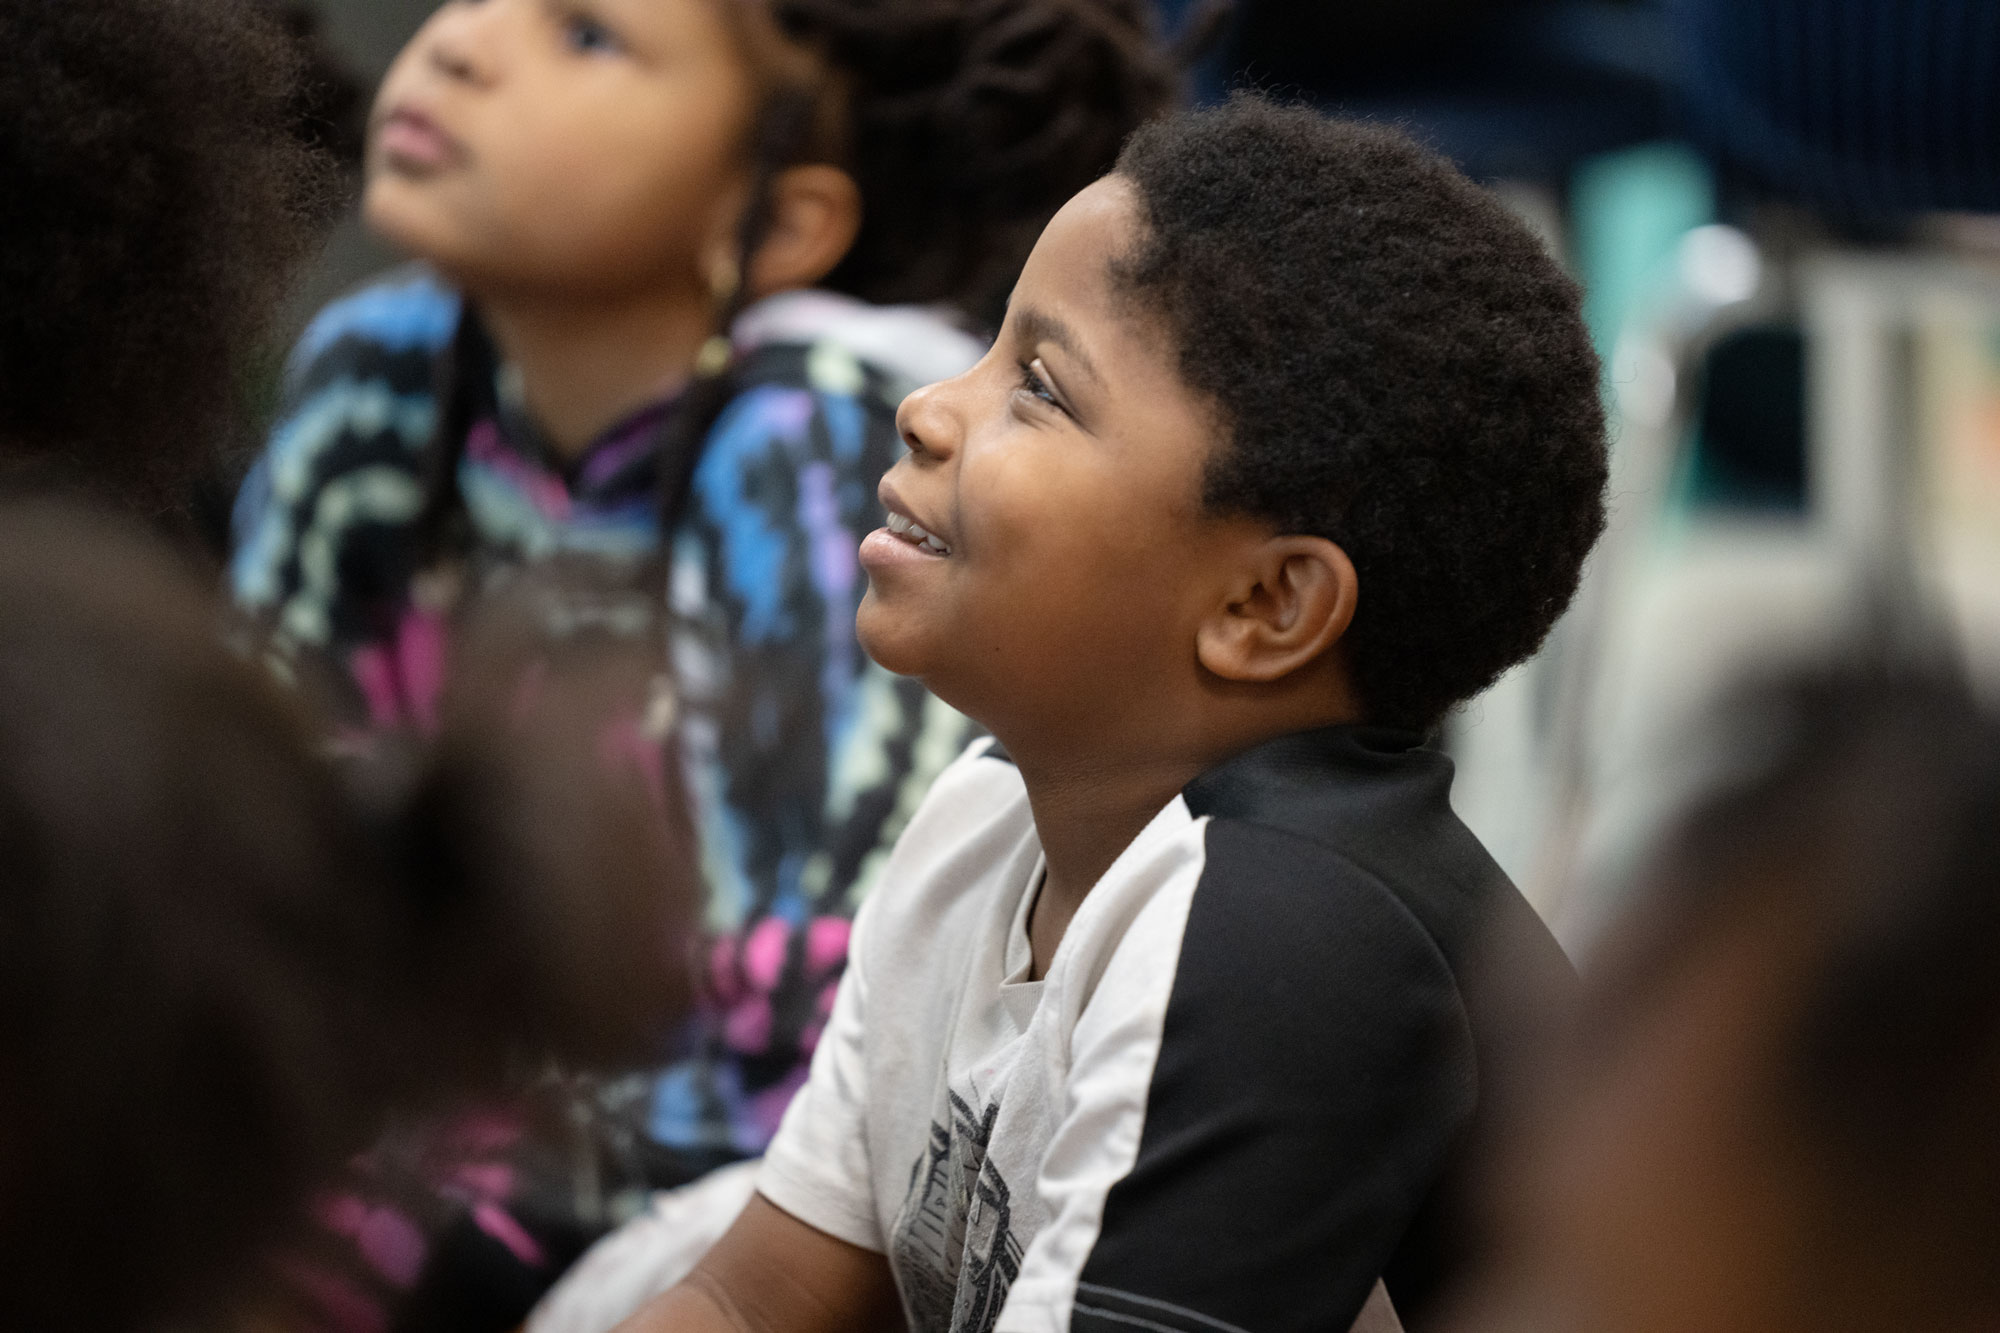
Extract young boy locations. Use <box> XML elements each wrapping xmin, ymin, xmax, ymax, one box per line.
<box><xmin>613</xmin><ymin>96</ymin><xmax>1607</xmax><ymax>1333</ymax></box>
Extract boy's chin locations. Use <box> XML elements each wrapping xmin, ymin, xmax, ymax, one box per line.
<box><xmin>854</xmin><ymin>592</ymin><xmax>948</xmax><ymax>682</ymax></box>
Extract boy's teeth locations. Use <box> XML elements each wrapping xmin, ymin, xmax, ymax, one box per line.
<box><xmin>886</xmin><ymin>511</ymin><xmax>950</xmax><ymax>555</ymax></box>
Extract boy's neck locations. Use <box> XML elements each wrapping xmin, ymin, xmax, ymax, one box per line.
<box><xmin>1018</xmin><ymin>747</ymin><xmax>1207</xmax><ymax>982</ymax></box>
<box><xmin>478</xmin><ymin>286</ymin><xmax>719</xmax><ymax>461</ymax></box>
<box><xmin>1006</xmin><ymin>681</ymin><xmax>1365</xmax><ymax>981</ymax></box>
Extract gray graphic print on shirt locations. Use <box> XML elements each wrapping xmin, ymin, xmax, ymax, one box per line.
<box><xmin>890</xmin><ymin>1089</ymin><xmax>1025</xmax><ymax>1333</ymax></box>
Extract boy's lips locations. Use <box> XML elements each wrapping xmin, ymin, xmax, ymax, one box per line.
<box><xmin>375</xmin><ymin>105</ymin><xmax>466</xmax><ymax>172</ymax></box>
<box><xmin>883</xmin><ymin>509</ymin><xmax>951</xmax><ymax>556</ymax></box>
<box><xmin>864</xmin><ymin>482</ymin><xmax>953</xmax><ymax>566</ymax></box>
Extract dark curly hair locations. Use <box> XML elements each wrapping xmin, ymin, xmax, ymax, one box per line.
<box><xmin>776</xmin><ymin>0</ymin><xmax>1179</xmax><ymax>318</ymax></box>
<box><xmin>1111</xmin><ymin>95</ymin><xmax>1608</xmax><ymax>732</ymax></box>
<box><xmin>273</xmin><ymin>0</ymin><xmax>371</xmax><ymax>180</ymax></box>
<box><xmin>0</xmin><ymin>0</ymin><xmax>334</xmax><ymax>509</ymax></box>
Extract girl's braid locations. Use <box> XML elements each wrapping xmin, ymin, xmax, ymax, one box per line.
<box><xmin>653</xmin><ymin>88</ymin><xmax>821</xmax><ymax>533</ymax></box>
<box><xmin>415</xmin><ymin>301</ymin><xmax>495</xmax><ymax>564</ymax></box>
<box><xmin>773</xmin><ymin>0</ymin><xmax>1180</xmax><ymax>321</ymax></box>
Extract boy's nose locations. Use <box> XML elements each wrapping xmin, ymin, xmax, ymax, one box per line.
<box><xmin>895</xmin><ymin>378</ymin><xmax>962</xmax><ymax>463</ymax></box>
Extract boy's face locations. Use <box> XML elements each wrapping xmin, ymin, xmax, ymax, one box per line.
<box><xmin>857</xmin><ymin>178</ymin><xmax>1251</xmax><ymax>745</ymax></box>
<box><xmin>364</xmin><ymin>0</ymin><xmax>758</xmax><ymax>297</ymax></box>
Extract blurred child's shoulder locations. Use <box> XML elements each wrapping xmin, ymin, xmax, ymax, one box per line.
<box><xmin>283</xmin><ymin>264</ymin><xmax>462</xmax><ymax>402</ymax></box>
<box><xmin>230</xmin><ymin>267</ymin><xmax>460</xmax><ymax>612</ymax></box>
<box><xmin>690</xmin><ymin>292</ymin><xmax>984</xmax><ymax>510</ymax></box>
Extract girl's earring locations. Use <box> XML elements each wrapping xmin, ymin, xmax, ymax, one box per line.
<box><xmin>697</xmin><ymin>254</ymin><xmax>743</xmax><ymax>378</ymax></box>
<box><xmin>696</xmin><ymin>333</ymin><xmax>734</xmax><ymax>379</ymax></box>
<box><xmin>708</xmin><ymin>255</ymin><xmax>743</xmax><ymax>309</ymax></box>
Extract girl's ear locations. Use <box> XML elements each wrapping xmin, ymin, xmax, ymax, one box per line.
<box><xmin>1194</xmin><ymin>536</ymin><xmax>1359</xmax><ymax>685</ymax></box>
<box><xmin>746</xmin><ymin>164</ymin><xmax>863</xmax><ymax>297</ymax></box>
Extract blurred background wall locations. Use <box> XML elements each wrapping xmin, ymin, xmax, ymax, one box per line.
<box><xmin>282</xmin><ymin>0</ymin><xmax>433</xmax><ymax>327</ymax></box>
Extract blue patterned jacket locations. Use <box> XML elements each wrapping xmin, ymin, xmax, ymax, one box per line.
<box><xmin>231</xmin><ymin>270</ymin><xmax>980</xmax><ymax>1322</ymax></box>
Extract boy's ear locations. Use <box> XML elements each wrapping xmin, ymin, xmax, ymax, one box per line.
<box><xmin>1195</xmin><ymin>536</ymin><xmax>1359</xmax><ymax>685</ymax></box>
<box><xmin>745</xmin><ymin>164</ymin><xmax>863</xmax><ymax>297</ymax></box>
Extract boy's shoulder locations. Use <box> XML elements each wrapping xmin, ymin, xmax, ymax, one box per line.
<box><xmin>854</xmin><ymin>735</ymin><xmax>1035</xmax><ymax>949</ymax></box>
<box><xmin>1059</xmin><ymin>728</ymin><xmax>1571</xmax><ymax>1333</ymax></box>
<box><xmin>861</xmin><ymin>725</ymin><xmax>1565</xmax><ymax>993</ymax></box>
<box><xmin>1180</xmin><ymin>725</ymin><xmax>1563</xmax><ymax>987</ymax></box>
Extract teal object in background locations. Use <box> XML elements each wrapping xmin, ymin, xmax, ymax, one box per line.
<box><xmin>1571</xmin><ymin>142</ymin><xmax>1715</xmax><ymax>360</ymax></box>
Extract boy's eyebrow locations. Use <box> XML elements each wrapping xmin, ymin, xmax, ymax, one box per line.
<box><xmin>1011</xmin><ymin>305</ymin><xmax>1103</xmax><ymax>388</ymax></box>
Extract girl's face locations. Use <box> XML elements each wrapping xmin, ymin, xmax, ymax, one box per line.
<box><xmin>364</xmin><ymin>0</ymin><xmax>761</xmax><ymax>299</ymax></box>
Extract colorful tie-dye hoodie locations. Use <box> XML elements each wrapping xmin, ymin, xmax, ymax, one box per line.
<box><xmin>230</xmin><ymin>269</ymin><xmax>982</xmax><ymax>1329</ymax></box>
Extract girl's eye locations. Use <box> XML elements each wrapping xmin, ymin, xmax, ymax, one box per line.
<box><xmin>1017</xmin><ymin>361</ymin><xmax>1067</xmax><ymax>416</ymax></box>
<box><xmin>563</xmin><ymin>13</ymin><xmax>623</xmax><ymax>54</ymax></box>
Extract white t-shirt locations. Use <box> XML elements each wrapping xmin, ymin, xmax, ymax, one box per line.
<box><xmin>760</xmin><ymin>729</ymin><xmax>1569</xmax><ymax>1333</ymax></box>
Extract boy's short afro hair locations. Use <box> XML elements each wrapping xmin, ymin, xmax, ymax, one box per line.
<box><xmin>0</xmin><ymin>0</ymin><xmax>334</xmax><ymax>509</ymax></box>
<box><xmin>1112</xmin><ymin>95</ymin><xmax>1608</xmax><ymax>732</ymax></box>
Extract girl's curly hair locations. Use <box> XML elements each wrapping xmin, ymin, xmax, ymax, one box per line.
<box><xmin>773</xmin><ymin>0</ymin><xmax>1181</xmax><ymax>320</ymax></box>
<box><xmin>0</xmin><ymin>0</ymin><xmax>335</xmax><ymax>509</ymax></box>
<box><xmin>651</xmin><ymin>0</ymin><xmax>1183</xmax><ymax>526</ymax></box>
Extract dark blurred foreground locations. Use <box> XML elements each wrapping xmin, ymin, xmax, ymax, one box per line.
<box><xmin>0</xmin><ymin>499</ymin><xmax>697</xmax><ymax>1333</ymax></box>
<box><xmin>1454</xmin><ymin>661</ymin><xmax>2000</xmax><ymax>1333</ymax></box>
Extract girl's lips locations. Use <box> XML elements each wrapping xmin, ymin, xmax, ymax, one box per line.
<box><xmin>375</xmin><ymin>107</ymin><xmax>465</xmax><ymax>172</ymax></box>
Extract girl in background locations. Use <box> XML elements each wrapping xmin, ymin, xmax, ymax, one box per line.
<box><xmin>229</xmin><ymin>0</ymin><xmax>1181</xmax><ymax>1324</ymax></box>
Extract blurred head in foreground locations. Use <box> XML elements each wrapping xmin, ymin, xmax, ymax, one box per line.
<box><xmin>1467</xmin><ymin>665</ymin><xmax>2000</xmax><ymax>1333</ymax></box>
<box><xmin>0</xmin><ymin>0</ymin><xmax>336</xmax><ymax>510</ymax></box>
<box><xmin>0</xmin><ymin>500</ymin><xmax>694</xmax><ymax>1332</ymax></box>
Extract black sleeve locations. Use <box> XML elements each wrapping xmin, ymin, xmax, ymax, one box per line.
<box><xmin>1073</xmin><ymin>820</ymin><xmax>1477</xmax><ymax>1333</ymax></box>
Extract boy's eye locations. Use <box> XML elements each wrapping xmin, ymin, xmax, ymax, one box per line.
<box><xmin>1016</xmin><ymin>360</ymin><xmax>1067</xmax><ymax>416</ymax></box>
